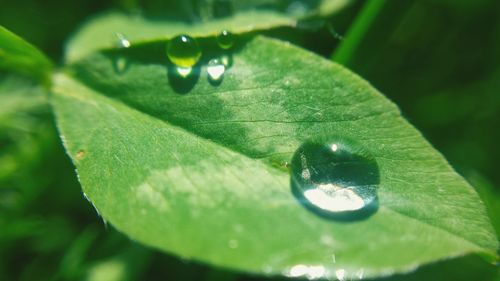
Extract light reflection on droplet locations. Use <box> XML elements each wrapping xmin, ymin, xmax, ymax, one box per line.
<box><xmin>207</xmin><ymin>58</ymin><xmax>225</xmax><ymax>82</ymax></box>
<box><xmin>331</xmin><ymin>143</ymin><xmax>339</xmax><ymax>152</ymax></box>
<box><xmin>115</xmin><ymin>33</ymin><xmax>131</xmax><ymax>48</ymax></box>
<box><xmin>287</xmin><ymin>264</ymin><xmax>326</xmax><ymax>280</ymax></box>
<box><xmin>303</xmin><ymin>185</ymin><xmax>366</xmax><ymax>212</ymax></box>
<box><xmin>176</xmin><ymin>66</ymin><xmax>192</xmax><ymax>77</ymax></box>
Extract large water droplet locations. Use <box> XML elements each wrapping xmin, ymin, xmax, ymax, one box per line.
<box><xmin>166</xmin><ymin>35</ymin><xmax>201</xmax><ymax>68</ymax></box>
<box><xmin>207</xmin><ymin>58</ymin><xmax>225</xmax><ymax>83</ymax></box>
<box><xmin>291</xmin><ymin>138</ymin><xmax>379</xmax><ymax>219</ymax></box>
<box><xmin>216</xmin><ymin>30</ymin><xmax>234</xmax><ymax>50</ymax></box>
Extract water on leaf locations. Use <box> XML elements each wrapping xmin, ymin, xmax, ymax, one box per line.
<box><xmin>207</xmin><ymin>58</ymin><xmax>225</xmax><ymax>82</ymax></box>
<box><xmin>115</xmin><ymin>33</ymin><xmax>131</xmax><ymax>48</ymax></box>
<box><xmin>166</xmin><ymin>35</ymin><xmax>201</xmax><ymax>68</ymax></box>
<box><xmin>113</xmin><ymin>33</ymin><xmax>130</xmax><ymax>74</ymax></box>
<box><xmin>291</xmin><ymin>138</ymin><xmax>379</xmax><ymax>219</ymax></box>
<box><xmin>216</xmin><ymin>30</ymin><xmax>234</xmax><ymax>50</ymax></box>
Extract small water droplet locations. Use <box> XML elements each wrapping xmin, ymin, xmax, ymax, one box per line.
<box><xmin>291</xmin><ymin>138</ymin><xmax>379</xmax><ymax>219</ymax></box>
<box><xmin>167</xmin><ymin>35</ymin><xmax>201</xmax><ymax>68</ymax></box>
<box><xmin>216</xmin><ymin>30</ymin><xmax>234</xmax><ymax>49</ymax></box>
<box><xmin>115</xmin><ymin>33</ymin><xmax>131</xmax><ymax>48</ymax></box>
<box><xmin>207</xmin><ymin>58</ymin><xmax>225</xmax><ymax>82</ymax></box>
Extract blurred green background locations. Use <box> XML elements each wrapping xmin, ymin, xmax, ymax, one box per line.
<box><xmin>1</xmin><ymin>0</ymin><xmax>499</xmax><ymax>280</ymax></box>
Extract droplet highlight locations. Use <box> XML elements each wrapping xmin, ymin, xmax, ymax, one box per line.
<box><xmin>286</xmin><ymin>264</ymin><xmax>326</xmax><ymax>280</ymax></box>
<box><xmin>207</xmin><ymin>58</ymin><xmax>225</xmax><ymax>82</ymax></box>
<box><xmin>115</xmin><ymin>33</ymin><xmax>131</xmax><ymax>48</ymax></box>
<box><xmin>176</xmin><ymin>66</ymin><xmax>193</xmax><ymax>77</ymax></box>
<box><xmin>216</xmin><ymin>30</ymin><xmax>234</xmax><ymax>50</ymax></box>
<box><xmin>291</xmin><ymin>138</ymin><xmax>379</xmax><ymax>218</ymax></box>
<box><xmin>166</xmin><ymin>35</ymin><xmax>201</xmax><ymax>68</ymax></box>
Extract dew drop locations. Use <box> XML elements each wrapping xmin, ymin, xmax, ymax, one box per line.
<box><xmin>291</xmin><ymin>138</ymin><xmax>379</xmax><ymax>218</ymax></box>
<box><xmin>113</xmin><ymin>33</ymin><xmax>131</xmax><ymax>74</ymax></box>
<box><xmin>216</xmin><ymin>30</ymin><xmax>234</xmax><ymax>50</ymax></box>
<box><xmin>207</xmin><ymin>58</ymin><xmax>225</xmax><ymax>82</ymax></box>
<box><xmin>115</xmin><ymin>33</ymin><xmax>131</xmax><ymax>48</ymax></box>
<box><xmin>166</xmin><ymin>35</ymin><xmax>201</xmax><ymax>68</ymax></box>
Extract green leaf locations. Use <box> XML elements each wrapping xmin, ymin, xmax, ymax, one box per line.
<box><xmin>51</xmin><ymin>36</ymin><xmax>498</xmax><ymax>279</ymax></box>
<box><xmin>64</xmin><ymin>11</ymin><xmax>293</xmax><ymax>63</ymax></box>
<box><xmin>65</xmin><ymin>0</ymin><xmax>353</xmax><ymax>63</ymax></box>
<box><xmin>0</xmin><ymin>26</ymin><xmax>52</xmax><ymax>85</ymax></box>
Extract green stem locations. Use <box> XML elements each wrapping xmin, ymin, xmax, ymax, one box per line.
<box><xmin>332</xmin><ymin>0</ymin><xmax>387</xmax><ymax>65</ymax></box>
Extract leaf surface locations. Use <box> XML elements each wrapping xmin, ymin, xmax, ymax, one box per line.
<box><xmin>52</xmin><ymin>36</ymin><xmax>498</xmax><ymax>279</ymax></box>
